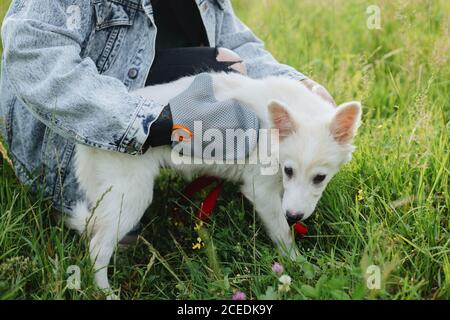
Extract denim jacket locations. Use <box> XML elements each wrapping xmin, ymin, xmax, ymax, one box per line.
<box><xmin>0</xmin><ymin>0</ymin><xmax>306</xmax><ymax>213</ymax></box>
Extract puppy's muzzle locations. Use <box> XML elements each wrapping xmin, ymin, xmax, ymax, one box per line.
<box><xmin>286</xmin><ymin>211</ymin><xmax>304</xmax><ymax>225</ymax></box>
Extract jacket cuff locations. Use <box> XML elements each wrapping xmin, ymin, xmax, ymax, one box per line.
<box><xmin>118</xmin><ymin>98</ymin><xmax>165</xmax><ymax>155</ymax></box>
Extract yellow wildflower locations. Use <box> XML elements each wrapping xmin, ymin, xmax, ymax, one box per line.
<box><xmin>194</xmin><ymin>221</ymin><xmax>203</xmax><ymax>231</ymax></box>
<box><xmin>192</xmin><ymin>237</ymin><xmax>204</xmax><ymax>250</ymax></box>
<box><xmin>357</xmin><ymin>189</ymin><xmax>364</xmax><ymax>201</ymax></box>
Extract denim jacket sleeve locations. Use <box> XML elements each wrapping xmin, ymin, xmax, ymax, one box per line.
<box><xmin>217</xmin><ymin>0</ymin><xmax>307</xmax><ymax>81</ymax></box>
<box><xmin>1</xmin><ymin>0</ymin><xmax>163</xmax><ymax>155</ymax></box>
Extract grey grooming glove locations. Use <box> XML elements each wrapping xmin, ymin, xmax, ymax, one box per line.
<box><xmin>146</xmin><ymin>73</ymin><xmax>259</xmax><ymax>160</ymax></box>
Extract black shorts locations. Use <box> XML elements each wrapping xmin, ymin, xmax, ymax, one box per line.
<box><xmin>145</xmin><ymin>47</ymin><xmax>239</xmax><ymax>86</ymax></box>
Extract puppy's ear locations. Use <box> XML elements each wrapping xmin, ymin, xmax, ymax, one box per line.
<box><xmin>268</xmin><ymin>100</ymin><xmax>298</xmax><ymax>139</ymax></box>
<box><xmin>330</xmin><ymin>101</ymin><xmax>362</xmax><ymax>144</ymax></box>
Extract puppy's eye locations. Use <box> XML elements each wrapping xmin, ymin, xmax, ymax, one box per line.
<box><xmin>284</xmin><ymin>167</ymin><xmax>294</xmax><ymax>178</ymax></box>
<box><xmin>313</xmin><ymin>174</ymin><xmax>326</xmax><ymax>184</ymax></box>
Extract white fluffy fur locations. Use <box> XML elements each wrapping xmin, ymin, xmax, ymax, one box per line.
<box><xmin>67</xmin><ymin>72</ymin><xmax>361</xmax><ymax>294</ymax></box>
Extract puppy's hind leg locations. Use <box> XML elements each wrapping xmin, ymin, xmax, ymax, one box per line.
<box><xmin>87</xmin><ymin>183</ymin><xmax>155</xmax><ymax>298</ymax></box>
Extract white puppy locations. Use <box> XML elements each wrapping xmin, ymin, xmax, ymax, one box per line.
<box><xmin>67</xmin><ymin>72</ymin><xmax>362</xmax><ymax>294</ymax></box>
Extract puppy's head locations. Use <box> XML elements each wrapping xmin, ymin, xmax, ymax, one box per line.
<box><xmin>268</xmin><ymin>99</ymin><xmax>362</xmax><ymax>223</ymax></box>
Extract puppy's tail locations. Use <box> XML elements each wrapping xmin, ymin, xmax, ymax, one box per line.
<box><xmin>66</xmin><ymin>201</ymin><xmax>95</xmax><ymax>235</ymax></box>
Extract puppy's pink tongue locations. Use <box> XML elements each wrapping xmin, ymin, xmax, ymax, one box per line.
<box><xmin>294</xmin><ymin>222</ymin><xmax>308</xmax><ymax>237</ymax></box>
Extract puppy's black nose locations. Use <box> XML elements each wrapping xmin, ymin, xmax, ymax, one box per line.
<box><xmin>286</xmin><ymin>211</ymin><xmax>304</xmax><ymax>225</ymax></box>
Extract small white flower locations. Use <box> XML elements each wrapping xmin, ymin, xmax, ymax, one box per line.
<box><xmin>278</xmin><ymin>274</ymin><xmax>292</xmax><ymax>293</ymax></box>
<box><xmin>278</xmin><ymin>274</ymin><xmax>292</xmax><ymax>285</ymax></box>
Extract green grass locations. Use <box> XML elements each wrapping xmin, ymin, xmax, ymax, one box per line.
<box><xmin>0</xmin><ymin>0</ymin><xmax>449</xmax><ymax>300</ymax></box>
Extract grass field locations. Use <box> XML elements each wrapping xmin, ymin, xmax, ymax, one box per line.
<box><xmin>0</xmin><ymin>0</ymin><xmax>449</xmax><ymax>300</ymax></box>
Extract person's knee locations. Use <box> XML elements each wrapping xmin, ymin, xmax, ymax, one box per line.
<box><xmin>216</xmin><ymin>47</ymin><xmax>247</xmax><ymax>75</ymax></box>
